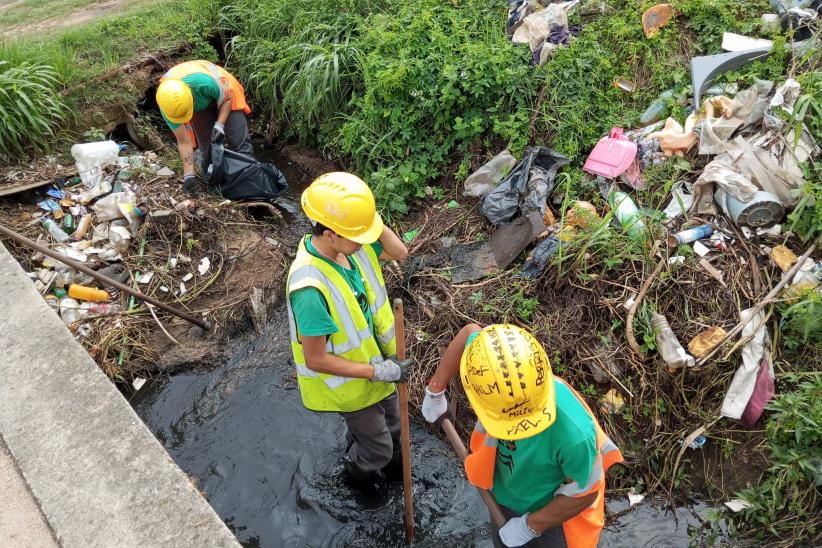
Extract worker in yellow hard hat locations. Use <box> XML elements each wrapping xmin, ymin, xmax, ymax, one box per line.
<box><xmin>156</xmin><ymin>60</ymin><xmax>253</xmax><ymax>194</ymax></box>
<box><xmin>286</xmin><ymin>172</ymin><xmax>411</xmax><ymax>491</ymax></box>
<box><xmin>422</xmin><ymin>324</ymin><xmax>623</xmax><ymax>548</ymax></box>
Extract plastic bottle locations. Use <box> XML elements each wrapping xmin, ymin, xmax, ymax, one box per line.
<box><xmin>59</xmin><ymin>297</ymin><xmax>81</xmax><ymax>325</ymax></box>
<box><xmin>651</xmin><ymin>313</ymin><xmax>695</xmax><ymax>372</ymax></box>
<box><xmin>608</xmin><ymin>190</ymin><xmax>647</xmax><ymax>242</ymax></box>
<box><xmin>781</xmin><ymin>261</ymin><xmax>822</xmax><ymax>303</ymax></box>
<box><xmin>80</xmin><ymin>302</ymin><xmax>120</xmax><ymax>314</ymax></box>
<box><xmin>71</xmin><ymin>179</ymin><xmax>112</xmax><ymax>205</ymax></box>
<box><xmin>68</xmin><ymin>284</ymin><xmax>110</xmax><ymax>302</ymax></box>
<box><xmin>42</xmin><ymin>218</ymin><xmax>70</xmax><ymax>243</ymax></box>
<box><xmin>62</xmin><ymin>213</ymin><xmax>74</xmax><ymax>233</ymax></box>
<box><xmin>71</xmin><ymin>215</ymin><xmax>93</xmax><ymax>241</ymax></box>
<box><xmin>71</xmin><ymin>141</ymin><xmax>122</xmax><ymax>188</ymax></box>
<box><xmin>640</xmin><ymin>90</ymin><xmax>674</xmax><ymax>125</ymax></box>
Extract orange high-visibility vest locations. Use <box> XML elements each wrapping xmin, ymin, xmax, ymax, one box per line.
<box><xmin>160</xmin><ymin>60</ymin><xmax>251</xmax><ymax>148</ymax></box>
<box><xmin>465</xmin><ymin>378</ymin><xmax>624</xmax><ymax>548</ymax></box>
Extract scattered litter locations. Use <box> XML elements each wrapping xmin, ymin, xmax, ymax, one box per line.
<box><xmin>608</xmin><ymin>189</ymin><xmax>647</xmax><ymax>242</ymax></box>
<box><xmin>489</xmin><ymin>212</ymin><xmax>547</xmax><ymax>270</ymax></box>
<box><xmin>155</xmin><ymin>167</ymin><xmax>175</xmax><ymax>177</ymax></box>
<box><xmin>583</xmin><ymin>127</ymin><xmax>637</xmax><ymax>178</ymax></box>
<box><xmin>693</xmin><ymin>241</ymin><xmax>711</xmax><ymax>257</ymax></box>
<box><xmin>623</xmin><ymin>295</ymin><xmax>636</xmax><ymax>310</ymax></box>
<box><xmin>628</xmin><ymin>489</ymin><xmax>645</xmax><ymax>507</ymax></box>
<box><xmin>600</xmin><ymin>388</ymin><xmax>625</xmax><ymax>414</ymax></box>
<box><xmin>722</xmin><ymin>32</ymin><xmax>773</xmax><ymax>52</ymax></box>
<box><xmin>613</xmin><ymin>76</ymin><xmax>636</xmax><ymax>93</ymax></box>
<box><xmin>138</xmin><ymin>272</ymin><xmax>154</xmax><ymax>284</ymax></box>
<box><xmin>159</xmin><ymin>285</ymin><xmax>170</xmax><ymax>293</ymax></box>
<box><xmin>642</xmin><ymin>4</ymin><xmax>674</xmax><ymax>38</ymax></box>
<box><xmin>688</xmin><ymin>326</ymin><xmax>728</xmax><ymax>358</ymax></box>
<box><xmin>463</xmin><ymin>149</ymin><xmax>517</xmax><ymax>197</ymax></box>
<box><xmin>668</xmin><ymin>255</ymin><xmax>685</xmax><ymax>266</ymax></box>
<box><xmin>662</xmin><ymin>181</ymin><xmax>694</xmax><ymax>222</ymax></box>
<box><xmin>757</xmin><ymin>224</ymin><xmax>782</xmax><ymax>237</ymax></box>
<box><xmin>699</xmin><ymin>258</ymin><xmax>726</xmax><ymax>287</ymax></box>
<box><xmin>178</xmin><ymin>282</ymin><xmax>187</xmax><ymax>296</ymax></box>
<box><xmin>182</xmin><ymin>273</ymin><xmax>194</xmax><ymax>282</ymax></box>
<box><xmin>668</xmin><ymin>224</ymin><xmax>712</xmax><ymax>248</ymax></box>
<box><xmin>652</xmin><ymin>313</ymin><xmax>695</xmax><ymax>372</ymax></box>
<box><xmin>565</xmin><ymin>201</ymin><xmax>599</xmax><ymax>229</ymax></box>
<box><xmin>724</xmin><ymin>499</ymin><xmax>753</xmax><ymax>513</ymax></box>
<box><xmin>198</xmin><ymin>257</ymin><xmax>211</xmax><ymax>275</ymax></box>
<box><xmin>132</xmin><ymin>377</ymin><xmax>147</xmax><ymax>391</ymax></box>
<box><xmin>686</xmin><ymin>434</ymin><xmax>707</xmax><ymax>450</ymax></box>
<box><xmin>769</xmin><ymin>245</ymin><xmax>797</xmax><ymax>272</ymax></box>
<box><xmin>521</xmin><ymin>234</ymin><xmax>561</xmax><ymax>279</ymax></box>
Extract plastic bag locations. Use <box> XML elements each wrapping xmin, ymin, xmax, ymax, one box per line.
<box><xmin>208</xmin><ymin>142</ymin><xmax>288</xmax><ymax>201</ymax></box>
<box><xmin>481</xmin><ymin>146</ymin><xmax>568</xmax><ymax>225</ymax></box>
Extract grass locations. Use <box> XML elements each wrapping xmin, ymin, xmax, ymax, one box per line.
<box><xmin>0</xmin><ymin>0</ymin><xmax>158</xmax><ymax>33</ymax></box>
<box><xmin>0</xmin><ymin>0</ymin><xmax>220</xmax><ymax>155</ymax></box>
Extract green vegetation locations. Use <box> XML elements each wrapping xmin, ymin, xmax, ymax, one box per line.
<box><xmin>0</xmin><ymin>61</ymin><xmax>66</xmax><ymax>158</ymax></box>
<box><xmin>0</xmin><ymin>0</ymin><xmax>219</xmax><ymax>155</ymax></box>
<box><xmin>0</xmin><ymin>0</ymin><xmax>156</xmax><ymax>30</ymax></box>
<box><xmin>735</xmin><ymin>375</ymin><xmax>822</xmax><ymax>542</ymax></box>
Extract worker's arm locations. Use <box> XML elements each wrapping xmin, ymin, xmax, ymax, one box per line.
<box><xmin>430</xmin><ymin>324</ymin><xmax>482</xmax><ymax>387</ymax></box>
<box><xmin>302</xmin><ymin>335</ymin><xmax>376</xmax><ymax>378</ymax></box>
<box><xmin>378</xmin><ymin>225</ymin><xmax>408</xmax><ymax>261</ymax></box>
<box><xmin>172</xmin><ymin>125</ymin><xmax>196</xmax><ymax>177</ymax></box>
<box><xmin>216</xmin><ymin>90</ymin><xmax>232</xmax><ymax>126</ymax></box>
<box><xmin>526</xmin><ymin>492</ymin><xmax>597</xmax><ymax>532</ymax></box>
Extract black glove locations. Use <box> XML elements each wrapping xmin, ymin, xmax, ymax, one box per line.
<box><xmin>211</xmin><ymin>122</ymin><xmax>225</xmax><ymax>143</ymax></box>
<box><xmin>183</xmin><ymin>174</ymin><xmax>197</xmax><ymax>195</ymax></box>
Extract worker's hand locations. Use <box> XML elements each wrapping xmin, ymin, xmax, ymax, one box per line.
<box><xmin>499</xmin><ymin>514</ymin><xmax>539</xmax><ymax>547</ymax></box>
<box><xmin>211</xmin><ymin>122</ymin><xmax>225</xmax><ymax>143</ymax></box>
<box><xmin>421</xmin><ymin>386</ymin><xmax>448</xmax><ymax>424</ymax></box>
<box><xmin>182</xmin><ymin>173</ymin><xmax>197</xmax><ymax>195</ymax></box>
<box><xmin>370</xmin><ymin>357</ymin><xmax>411</xmax><ymax>383</ymax></box>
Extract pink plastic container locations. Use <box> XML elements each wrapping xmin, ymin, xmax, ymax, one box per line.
<box><xmin>583</xmin><ymin>127</ymin><xmax>638</xmax><ymax>179</ymax></box>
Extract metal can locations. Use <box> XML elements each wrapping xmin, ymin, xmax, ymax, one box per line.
<box><xmin>667</xmin><ymin>224</ymin><xmax>713</xmax><ymax>247</ymax></box>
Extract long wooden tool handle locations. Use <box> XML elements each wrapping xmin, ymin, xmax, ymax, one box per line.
<box><xmin>393</xmin><ymin>298</ymin><xmax>414</xmax><ymax>544</ymax></box>
<box><xmin>441</xmin><ymin>418</ymin><xmax>507</xmax><ymax>528</ymax></box>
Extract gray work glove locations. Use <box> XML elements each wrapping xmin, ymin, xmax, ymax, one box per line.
<box><xmin>211</xmin><ymin>122</ymin><xmax>225</xmax><ymax>143</ymax></box>
<box><xmin>370</xmin><ymin>357</ymin><xmax>411</xmax><ymax>383</ymax></box>
<box><xmin>182</xmin><ymin>173</ymin><xmax>197</xmax><ymax>195</ymax></box>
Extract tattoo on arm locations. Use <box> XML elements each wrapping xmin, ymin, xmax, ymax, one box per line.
<box><xmin>184</xmin><ymin>152</ymin><xmax>194</xmax><ymax>167</ymax></box>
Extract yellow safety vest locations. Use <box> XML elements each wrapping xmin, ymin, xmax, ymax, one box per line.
<box><xmin>286</xmin><ymin>237</ymin><xmax>397</xmax><ymax>413</ymax></box>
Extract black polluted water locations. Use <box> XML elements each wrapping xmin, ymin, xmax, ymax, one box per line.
<box><xmin>132</xmin><ymin>306</ymin><xmax>718</xmax><ymax>547</ymax></box>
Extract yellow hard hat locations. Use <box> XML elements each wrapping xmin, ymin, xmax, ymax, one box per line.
<box><xmin>460</xmin><ymin>325</ymin><xmax>556</xmax><ymax>440</ymax></box>
<box><xmin>157</xmin><ymin>79</ymin><xmax>194</xmax><ymax>125</ymax></box>
<box><xmin>301</xmin><ymin>172</ymin><xmax>384</xmax><ymax>244</ymax></box>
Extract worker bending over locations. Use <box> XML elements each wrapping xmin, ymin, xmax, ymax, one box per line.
<box><xmin>423</xmin><ymin>324</ymin><xmax>623</xmax><ymax>547</ymax></box>
<box><xmin>156</xmin><ymin>60</ymin><xmax>253</xmax><ymax>193</ymax></box>
<box><xmin>286</xmin><ymin>172</ymin><xmax>410</xmax><ymax>490</ymax></box>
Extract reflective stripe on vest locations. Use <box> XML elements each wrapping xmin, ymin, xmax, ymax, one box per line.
<box><xmin>286</xmin><ymin>239</ymin><xmax>396</xmax><ymax>412</ymax></box>
<box><xmin>463</xmin><ymin>377</ymin><xmax>624</xmax><ymax>548</ymax></box>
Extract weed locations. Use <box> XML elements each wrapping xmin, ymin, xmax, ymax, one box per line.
<box><xmin>0</xmin><ymin>61</ymin><xmax>67</xmax><ymax>157</ymax></box>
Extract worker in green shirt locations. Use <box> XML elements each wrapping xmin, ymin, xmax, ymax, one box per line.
<box><xmin>156</xmin><ymin>60</ymin><xmax>253</xmax><ymax>193</ymax></box>
<box><xmin>422</xmin><ymin>324</ymin><xmax>623</xmax><ymax>547</ymax></box>
<box><xmin>285</xmin><ymin>171</ymin><xmax>411</xmax><ymax>491</ymax></box>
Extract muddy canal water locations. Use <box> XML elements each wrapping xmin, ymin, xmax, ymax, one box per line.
<box><xmin>132</xmin><ymin>307</ymin><xmax>712</xmax><ymax>547</ymax></box>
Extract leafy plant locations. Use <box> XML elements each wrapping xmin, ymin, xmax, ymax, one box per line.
<box><xmin>0</xmin><ymin>61</ymin><xmax>67</xmax><ymax>157</ymax></box>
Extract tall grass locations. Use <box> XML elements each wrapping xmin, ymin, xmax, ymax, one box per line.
<box><xmin>0</xmin><ymin>61</ymin><xmax>67</xmax><ymax>158</ymax></box>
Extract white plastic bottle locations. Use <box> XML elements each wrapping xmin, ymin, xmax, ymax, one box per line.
<box><xmin>651</xmin><ymin>313</ymin><xmax>695</xmax><ymax>372</ymax></box>
<box><xmin>71</xmin><ymin>141</ymin><xmax>121</xmax><ymax>188</ymax></box>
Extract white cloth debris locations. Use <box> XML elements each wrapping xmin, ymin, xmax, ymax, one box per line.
<box><xmin>132</xmin><ymin>377</ymin><xmax>147</xmax><ymax>391</ymax></box>
<box><xmin>720</xmin><ymin>309</ymin><xmax>770</xmax><ymax>419</ymax></box>
<box><xmin>724</xmin><ymin>499</ymin><xmax>753</xmax><ymax>513</ymax></box>
<box><xmin>512</xmin><ymin>4</ymin><xmax>568</xmax><ymax>52</ymax></box>
<box><xmin>662</xmin><ymin>181</ymin><xmax>694</xmax><ymax>222</ymax></box>
<box><xmin>628</xmin><ymin>489</ymin><xmax>645</xmax><ymax>507</ymax></box>
<box><xmin>770</xmin><ymin>79</ymin><xmax>801</xmax><ymax>115</ymax></box>
<box><xmin>198</xmin><ymin>257</ymin><xmax>211</xmax><ymax>275</ymax></box>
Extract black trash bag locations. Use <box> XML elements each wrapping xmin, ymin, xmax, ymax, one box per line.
<box><xmin>521</xmin><ymin>234</ymin><xmax>561</xmax><ymax>279</ymax></box>
<box><xmin>481</xmin><ymin>146</ymin><xmax>568</xmax><ymax>225</ymax></box>
<box><xmin>207</xmin><ymin>141</ymin><xmax>288</xmax><ymax>201</ymax></box>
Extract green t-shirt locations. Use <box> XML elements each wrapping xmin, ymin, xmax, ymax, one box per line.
<box><xmin>464</xmin><ymin>332</ymin><xmax>598</xmax><ymax>514</ymax></box>
<box><xmin>161</xmin><ymin>72</ymin><xmax>223</xmax><ymax>130</ymax></box>
<box><xmin>290</xmin><ymin>236</ymin><xmax>384</xmax><ymax>338</ymax></box>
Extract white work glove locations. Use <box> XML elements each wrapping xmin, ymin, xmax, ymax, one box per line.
<box><xmin>421</xmin><ymin>386</ymin><xmax>448</xmax><ymax>423</ymax></box>
<box><xmin>211</xmin><ymin>122</ymin><xmax>225</xmax><ymax>142</ymax></box>
<box><xmin>370</xmin><ymin>357</ymin><xmax>411</xmax><ymax>383</ymax></box>
<box><xmin>499</xmin><ymin>514</ymin><xmax>539</xmax><ymax>547</ymax></box>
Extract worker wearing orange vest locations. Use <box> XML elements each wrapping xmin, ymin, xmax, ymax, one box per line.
<box><xmin>422</xmin><ymin>324</ymin><xmax>623</xmax><ymax>547</ymax></box>
<box><xmin>156</xmin><ymin>60</ymin><xmax>253</xmax><ymax>193</ymax></box>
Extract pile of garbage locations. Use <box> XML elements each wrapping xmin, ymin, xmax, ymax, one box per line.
<box><xmin>506</xmin><ymin>0</ymin><xmax>581</xmax><ymax>66</ymax></box>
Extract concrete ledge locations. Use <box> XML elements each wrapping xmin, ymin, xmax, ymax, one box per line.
<box><xmin>0</xmin><ymin>243</ymin><xmax>239</xmax><ymax>548</ymax></box>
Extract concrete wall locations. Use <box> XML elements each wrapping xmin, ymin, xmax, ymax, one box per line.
<box><xmin>0</xmin><ymin>243</ymin><xmax>239</xmax><ymax>548</ymax></box>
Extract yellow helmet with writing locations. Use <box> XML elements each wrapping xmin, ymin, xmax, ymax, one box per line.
<box><xmin>460</xmin><ymin>324</ymin><xmax>556</xmax><ymax>440</ymax></box>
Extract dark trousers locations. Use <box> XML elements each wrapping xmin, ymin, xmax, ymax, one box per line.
<box><xmin>340</xmin><ymin>392</ymin><xmax>400</xmax><ymax>472</ymax></box>
<box><xmin>190</xmin><ymin>107</ymin><xmax>253</xmax><ymax>171</ymax></box>
<box><xmin>491</xmin><ymin>503</ymin><xmax>567</xmax><ymax>548</ymax></box>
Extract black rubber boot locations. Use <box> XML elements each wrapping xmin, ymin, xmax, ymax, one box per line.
<box><xmin>381</xmin><ymin>439</ymin><xmax>403</xmax><ymax>483</ymax></box>
<box><xmin>343</xmin><ymin>456</ymin><xmax>384</xmax><ymax>493</ymax></box>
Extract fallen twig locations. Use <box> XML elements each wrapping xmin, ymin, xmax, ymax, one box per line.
<box><xmin>626</xmin><ymin>251</ymin><xmax>667</xmax><ymax>357</ymax></box>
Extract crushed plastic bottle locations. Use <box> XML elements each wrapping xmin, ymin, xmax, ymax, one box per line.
<box><xmin>42</xmin><ymin>218</ymin><xmax>70</xmax><ymax>243</ymax></box>
<box><xmin>59</xmin><ymin>297</ymin><xmax>82</xmax><ymax>325</ymax></box>
<box><xmin>781</xmin><ymin>261</ymin><xmax>822</xmax><ymax>303</ymax></box>
<box><xmin>80</xmin><ymin>302</ymin><xmax>120</xmax><ymax>314</ymax></box>
<box><xmin>608</xmin><ymin>190</ymin><xmax>647</xmax><ymax>242</ymax></box>
<box><xmin>651</xmin><ymin>313</ymin><xmax>695</xmax><ymax>372</ymax></box>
